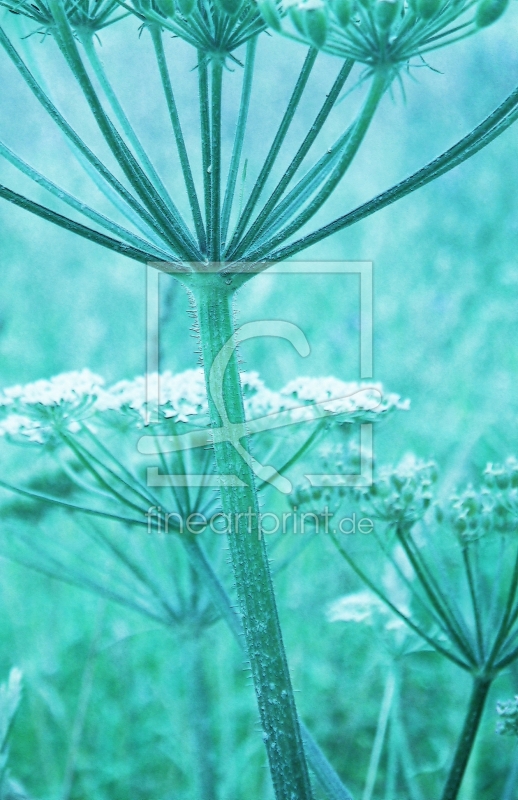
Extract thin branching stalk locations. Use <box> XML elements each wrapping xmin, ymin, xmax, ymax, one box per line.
<box><xmin>225</xmin><ymin>47</ymin><xmax>318</xmax><ymax>256</ymax></box>
<box><xmin>221</xmin><ymin>37</ymin><xmax>257</xmax><ymax>246</ymax></box>
<box><xmin>198</xmin><ymin>51</ymin><xmax>212</xmax><ymax>252</ymax></box>
<box><xmin>230</xmin><ymin>58</ymin><xmax>354</xmax><ymax>258</ymax></box>
<box><xmin>211</xmin><ymin>60</ymin><xmax>224</xmax><ymax>262</ymax></box>
<box><xmin>151</xmin><ymin>25</ymin><xmax>207</xmax><ymax>251</ymax></box>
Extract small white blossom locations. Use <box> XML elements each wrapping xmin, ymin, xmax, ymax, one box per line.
<box><xmin>0</xmin><ymin>370</ymin><xmax>105</xmax><ymax>445</ymax></box>
<box><xmin>496</xmin><ymin>696</ymin><xmax>518</xmax><ymax>737</ymax></box>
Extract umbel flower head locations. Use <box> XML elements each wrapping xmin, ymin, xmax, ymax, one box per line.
<box><xmin>360</xmin><ymin>454</ymin><xmax>437</xmax><ymax>526</ymax></box>
<box><xmin>127</xmin><ymin>0</ymin><xmax>271</xmax><ymax>59</ymax></box>
<box><xmin>0</xmin><ymin>369</ymin><xmax>105</xmax><ymax>444</ymax></box>
<box><xmin>257</xmin><ymin>0</ymin><xmax>509</xmax><ymax>73</ymax></box>
<box><xmin>439</xmin><ymin>459</ymin><xmax>518</xmax><ymax>544</ymax></box>
<box><xmin>0</xmin><ymin>368</ymin><xmax>406</xmax><ymax>441</ymax></box>
<box><xmin>0</xmin><ymin>0</ymin><xmax>122</xmax><ymax>35</ymax></box>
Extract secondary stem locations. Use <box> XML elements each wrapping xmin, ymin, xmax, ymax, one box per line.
<box><xmin>191</xmin><ymin>276</ymin><xmax>314</xmax><ymax>800</ymax></box>
<box><xmin>440</xmin><ymin>676</ymin><xmax>491</xmax><ymax>800</ymax></box>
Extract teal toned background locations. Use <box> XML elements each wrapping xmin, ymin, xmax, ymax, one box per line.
<box><xmin>1</xmin><ymin>11</ymin><xmax>518</xmax><ymax>798</ymax></box>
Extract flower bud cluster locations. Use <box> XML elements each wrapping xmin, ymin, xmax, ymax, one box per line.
<box><xmin>257</xmin><ymin>0</ymin><xmax>509</xmax><ymax>72</ymax></box>
<box><xmin>128</xmin><ymin>0</ymin><xmax>269</xmax><ymax>57</ymax></box>
<box><xmin>0</xmin><ymin>0</ymin><xmax>120</xmax><ymax>35</ymax></box>
<box><xmin>440</xmin><ymin>459</ymin><xmax>518</xmax><ymax>544</ymax></box>
<box><xmin>361</xmin><ymin>455</ymin><xmax>437</xmax><ymax>525</ymax></box>
<box><xmin>496</xmin><ymin>696</ymin><xmax>518</xmax><ymax>737</ymax></box>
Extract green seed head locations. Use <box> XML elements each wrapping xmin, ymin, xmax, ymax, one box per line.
<box><xmin>155</xmin><ymin>0</ymin><xmax>176</xmax><ymax>16</ymax></box>
<box><xmin>416</xmin><ymin>0</ymin><xmax>441</xmax><ymax>19</ymax></box>
<box><xmin>476</xmin><ymin>0</ymin><xmax>509</xmax><ymax>26</ymax></box>
<box><xmin>303</xmin><ymin>3</ymin><xmax>329</xmax><ymax>47</ymax></box>
<box><xmin>257</xmin><ymin>0</ymin><xmax>283</xmax><ymax>29</ymax></box>
<box><xmin>375</xmin><ymin>0</ymin><xmax>400</xmax><ymax>30</ymax></box>
<box><xmin>176</xmin><ymin>0</ymin><xmax>196</xmax><ymax>16</ymax></box>
<box><xmin>332</xmin><ymin>0</ymin><xmax>354</xmax><ymax>26</ymax></box>
<box><xmin>215</xmin><ymin>0</ymin><xmax>244</xmax><ymax>14</ymax></box>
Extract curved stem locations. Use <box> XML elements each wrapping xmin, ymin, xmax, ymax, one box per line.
<box><xmin>192</xmin><ymin>277</ymin><xmax>314</xmax><ymax>800</ymax></box>
<box><xmin>262</xmin><ymin>82</ymin><xmax>518</xmax><ymax>265</ymax></box>
<box><xmin>440</xmin><ymin>676</ymin><xmax>491</xmax><ymax>800</ymax></box>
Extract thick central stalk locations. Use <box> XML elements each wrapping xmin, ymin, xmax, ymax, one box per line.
<box><xmin>193</xmin><ymin>276</ymin><xmax>314</xmax><ymax>800</ymax></box>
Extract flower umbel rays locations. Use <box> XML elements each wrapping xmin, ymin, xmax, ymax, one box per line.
<box><xmin>0</xmin><ymin>0</ymin><xmax>123</xmax><ymax>35</ymax></box>
<box><xmin>126</xmin><ymin>0</ymin><xmax>273</xmax><ymax>60</ymax></box>
<box><xmin>258</xmin><ymin>0</ymin><xmax>509</xmax><ymax>75</ymax></box>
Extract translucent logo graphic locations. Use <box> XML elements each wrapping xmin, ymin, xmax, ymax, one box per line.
<box><xmin>139</xmin><ymin>261</ymin><xmax>375</xmax><ymax>493</ymax></box>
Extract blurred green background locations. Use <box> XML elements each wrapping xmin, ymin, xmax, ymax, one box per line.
<box><xmin>0</xmin><ymin>8</ymin><xmax>518</xmax><ymax>798</ymax></box>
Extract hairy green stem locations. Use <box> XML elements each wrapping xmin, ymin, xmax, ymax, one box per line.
<box><xmin>191</xmin><ymin>276</ymin><xmax>314</xmax><ymax>800</ymax></box>
<box><xmin>440</xmin><ymin>676</ymin><xmax>491</xmax><ymax>800</ymax></box>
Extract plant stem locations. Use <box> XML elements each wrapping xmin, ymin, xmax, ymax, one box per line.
<box><xmin>185</xmin><ymin>633</ymin><xmax>218</xmax><ymax>800</ymax></box>
<box><xmin>151</xmin><ymin>26</ymin><xmax>207</xmax><ymax>252</ymax></box>
<box><xmin>246</xmin><ymin>69</ymin><xmax>387</xmax><ymax>262</ymax></box>
<box><xmin>232</xmin><ymin>59</ymin><xmax>354</xmax><ymax>259</ymax></box>
<box><xmin>440</xmin><ymin>676</ymin><xmax>491</xmax><ymax>800</ymax></box>
<box><xmin>199</xmin><ymin>52</ymin><xmax>212</xmax><ymax>256</ymax></box>
<box><xmin>80</xmin><ymin>32</ymin><xmax>182</xmax><ymax>225</ymax></box>
<box><xmin>226</xmin><ymin>48</ymin><xmax>318</xmax><ymax>256</ymax></box>
<box><xmin>263</xmin><ymin>81</ymin><xmax>518</xmax><ymax>265</ymax></box>
<box><xmin>192</xmin><ymin>276</ymin><xmax>314</xmax><ymax>800</ymax></box>
<box><xmin>221</xmin><ymin>37</ymin><xmax>257</xmax><ymax>246</ymax></box>
<box><xmin>211</xmin><ymin>60</ymin><xmax>224</xmax><ymax>262</ymax></box>
<box><xmin>362</xmin><ymin>670</ymin><xmax>395</xmax><ymax>800</ymax></box>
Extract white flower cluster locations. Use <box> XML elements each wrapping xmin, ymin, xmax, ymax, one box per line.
<box><xmin>0</xmin><ymin>368</ymin><xmax>407</xmax><ymax>444</ymax></box>
<box><xmin>496</xmin><ymin>696</ymin><xmax>518</xmax><ymax>737</ymax></box>
<box><xmin>328</xmin><ymin>590</ymin><xmax>396</xmax><ymax>625</ymax></box>
<box><xmin>281</xmin><ymin>376</ymin><xmax>408</xmax><ymax>421</ymax></box>
<box><xmin>0</xmin><ymin>370</ymin><xmax>104</xmax><ymax>445</ymax></box>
